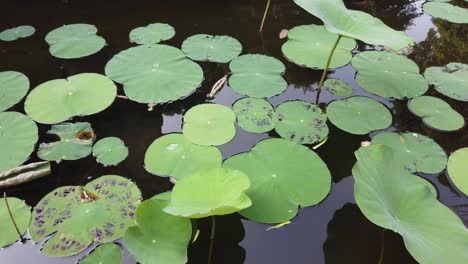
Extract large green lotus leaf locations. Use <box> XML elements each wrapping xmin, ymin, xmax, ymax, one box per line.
<box><xmin>232</xmin><ymin>98</ymin><xmax>278</xmax><ymax>133</ymax></box>
<box><xmin>93</xmin><ymin>137</ymin><xmax>128</xmax><ymax>166</ymax></box>
<box><xmin>352</xmin><ymin>51</ymin><xmax>428</xmax><ymax>99</ymax></box>
<box><xmin>423</xmin><ymin>2</ymin><xmax>468</xmax><ymax>24</ymax></box>
<box><xmin>326</xmin><ymin>96</ymin><xmax>392</xmax><ymax>135</ymax></box>
<box><xmin>78</xmin><ymin>243</ymin><xmax>122</xmax><ymax>264</ymax></box>
<box><xmin>293</xmin><ymin>0</ymin><xmax>413</xmax><ymax>50</ymax></box>
<box><xmin>24</xmin><ymin>73</ymin><xmax>117</xmax><ymax>124</ymax></box>
<box><xmin>182</xmin><ymin>103</ymin><xmax>236</xmax><ymax>146</ymax></box>
<box><xmin>0</xmin><ymin>25</ymin><xmax>35</xmax><ymax>41</ymax></box>
<box><xmin>124</xmin><ymin>192</ymin><xmax>192</xmax><ymax>264</ymax></box>
<box><xmin>282</xmin><ymin>25</ymin><xmax>356</xmax><ymax>69</ymax></box>
<box><xmin>323</xmin><ymin>78</ymin><xmax>353</xmax><ymax>96</ymax></box>
<box><xmin>30</xmin><ymin>175</ymin><xmax>142</xmax><ymax>257</ymax></box>
<box><xmin>353</xmin><ymin>144</ymin><xmax>468</xmax><ymax>264</ymax></box>
<box><xmin>129</xmin><ymin>23</ymin><xmax>175</xmax><ymax>45</ymax></box>
<box><xmin>447</xmin><ymin>147</ymin><xmax>468</xmax><ymax>195</ymax></box>
<box><xmin>38</xmin><ymin>122</ymin><xmax>95</xmax><ymax>162</ymax></box>
<box><xmin>144</xmin><ymin>134</ymin><xmax>221</xmax><ymax>181</ymax></box>
<box><xmin>0</xmin><ymin>112</ymin><xmax>38</xmax><ymax>173</ymax></box>
<box><xmin>0</xmin><ymin>71</ymin><xmax>29</xmax><ymax>112</ymax></box>
<box><xmin>372</xmin><ymin>132</ymin><xmax>447</xmax><ymax>174</ymax></box>
<box><xmin>105</xmin><ymin>44</ymin><xmax>203</xmax><ymax>104</ymax></box>
<box><xmin>424</xmin><ymin>62</ymin><xmax>468</xmax><ymax>102</ymax></box>
<box><xmin>182</xmin><ymin>34</ymin><xmax>242</xmax><ymax>63</ymax></box>
<box><xmin>408</xmin><ymin>96</ymin><xmax>464</xmax><ymax>131</ymax></box>
<box><xmin>276</xmin><ymin>100</ymin><xmax>328</xmax><ymax>145</ymax></box>
<box><xmin>223</xmin><ymin>138</ymin><xmax>331</xmax><ymax>223</ymax></box>
<box><xmin>0</xmin><ymin>197</ymin><xmax>31</xmax><ymax>248</ymax></box>
<box><xmin>45</xmin><ymin>24</ymin><xmax>106</xmax><ymax>59</ymax></box>
<box><xmin>228</xmin><ymin>54</ymin><xmax>287</xmax><ymax>98</ymax></box>
<box><xmin>163</xmin><ymin>168</ymin><xmax>251</xmax><ymax>218</ymax></box>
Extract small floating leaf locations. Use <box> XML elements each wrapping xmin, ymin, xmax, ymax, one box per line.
<box><xmin>423</xmin><ymin>2</ymin><xmax>468</xmax><ymax>24</ymax></box>
<box><xmin>0</xmin><ymin>25</ymin><xmax>35</xmax><ymax>41</ymax></box>
<box><xmin>78</xmin><ymin>243</ymin><xmax>122</xmax><ymax>264</ymax></box>
<box><xmin>182</xmin><ymin>34</ymin><xmax>242</xmax><ymax>63</ymax></box>
<box><xmin>0</xmin><ymin>161</ymin><xmax>51</xmax><ymax>187</ymax></box>
<box><xmin>0</xmin><ymin>71</ymin><xmax>29</xmax><ymax>112</ymax></box>
<box><xmin>424</xmin><ymin>62</ymin><xmax>468</xmax><ymax>102</ymax></box>
<box><xmin>232</xmin><ymin>98</ymin><xmax>277</xmax><ymax>133</ymax></box>
<box><xmin>447</xmin><ymin>147</ymin><xmax>468</xmax><ymax>195</ymax></box>
<box><xmin>93</xmin><ymin>137</ymin><xmax>128</xmax><ymax>166</ymax></box>
<box><xmin>408</xmin><ymin>96</ymin><xmax>464</xmax><ymax>131</ymax></box>
<box><xmin>323</xmin><ymin>78</ymin><xmax>353</xmax><ymax>96</ymax></box>
<box><xmin>129</xmin><ymin>23</ymin><xmax>175</xmax><ymax>45</ymax></box>
<box><xmin>0</xmin><ymin>197</ymin><xmax>31</xmax><ymax>248</ymax></box>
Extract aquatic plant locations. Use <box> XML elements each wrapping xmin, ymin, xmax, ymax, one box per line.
<box><xmin>424</xmin><ymin>62</ymin><xmax>468</xmax><ymax>101</ymax></box>
<box><xmin>78</xmin><ymin>243</ymin><xmax>122</xmax><ymax>264</ymax></box>
<box><xmin>423</xmin><ymin>1</ymin><xmax>468</xmax><ymax>24</ymax></box>
<box><xmin>233</xmin><ymin>98</ymin><xmax>278</xmax><ymax>133</ymax></box>
<box><xmin>408</xmin><ymin>96</ymin><xmax>465</xmax><ymax>131</ymax></box>
<box><xmin>129</xmin><ymin>23</ymin><xmax>175</xmax><ymax>45</ymax></box>
<box><xmin>0</xmin><ymin>161</ymin><xmax>50</xmax><ymax>187</ymax></box>
<box><xmin>182</xmin><ymin>34</ymin><xmax>242</xmax><ymax>63</ymax></box>
<box><xmin>447</xmin><ymin>147</ymin><xmax>468</xmax><ymax>195</ymax></box>
<box><xmin>0</xmin><ymin>196</ymin><xmax>30</xmax><ymax>248</ymax></box>
<box><xmin>93</xmin><ymin>137</ymin><xmax>129</xmax><ymax>166</ymax></box>
<box><xmin>0</xmin><ymin>71</ymin><xmax>29</xmax><ymax>112</ymax></box>
<box><xmin>322</xmin><ymin>78</ymin><xmax>353</xmax><ymax>96</ymax></box>
<box><xmin>0</xmin><ymin>25</ymin><xmax>35</xmax><ymax>41</ymax></box>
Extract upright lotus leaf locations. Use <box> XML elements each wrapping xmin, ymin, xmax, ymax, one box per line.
<box><xmin>105</xmin><ymin>44</ymin><xmax>203</xmax><ymax>104</ymax></box>
<box><xmin>129</xmin><ymin>23</ymin><xmax>175</xmax><ymax>45</ymax></box>
<box><xmin>30</xmin><ymin>175</ymin><xmax>142</xmax><ymax>257</ymax></box>
<box><xmin>38</xmin><ymin>122</ymin><xmax>95</xmax><ymax>162</ymax></box>
<box><xmin>78</xmin><ymin>243</ymin><xmax>122</xmax><ymax>264</ymax></box>
<box><xmin>163</xmin><ymin>168</ymin><xmax>251</xmax><ymax>218</ymax></box>
<box><xmin>408</xmin><ymin>96</ymin><xmax>464</xmax><ymax>131</ymax></box>
<box><xmin>447</xmin><ymin>147</ymin><xmax>468</xmax><ymax>195</ymax></box>
<box><xmin>423</xmin><ymin>2</ymin><xmax>468</xmax><ymax>24</ymax></box>
<box><xmin>0</xmin><ymin>111</ymin><xmax>38</xmax><ymax>173</ymax></box>
<box><xmin>228</xmin><ymin>54</ymin><xmax>287</xmax><ymax>98</ymax></box>
<box><xmin>372</xmin><ymin>132</ymin><xmax>447</xmax><ymax>174</ymax></box>
<box><xmin>282</xmin><ymin>25</ymin><xmax>356</xmax><ymax>69</ymax></box>
<box><xmin>182</xmin><ymin>34</ymin><xmax>242</xmax><ymax>63</ymax></box>
<box><xmin>144</xmin><ymin>133</ymin><xmax>222</xmax><ymax>181</ymax></box>
<box><xmin>326</xmin><ymin>96</ymin><xmax>392</xmax><ymax>135</ymax></box>
<box><xmin>275</xmin><ymin>100</ymin><xmax>328</xmax><ymax>145</ymax></box>
<box><xmin>0</xmin><ymin>161</ymin><xmax>51</xmax><ymax>187</ymax></box>
<box><xmin>352</xmin><ymin>51</ymin><xmax>428</xmax><ymax>99</ymax></box>
<box><xmin>0</xmin><ymin>71</ymin><xmax>29</xmax><ymax>112</ymax></box>
<box><xmin>93</xmin><ymin>137</ymin><xmax>128</xmax><ymax>166</ymax></box>
<box><xmin>353</xmin><ymin>144</ymin><xmax>468</xmax><ymax>264</ymax></box>
<box><xmin>223</xmin><ymin>138</ymin><xmax>331</xmax><ymax>223</ymax></box>
<box><xmin>232</xmin><ymin>98</ymin><xmax>278</xmax><ymax>133</ymax></box>
<box><xmin>182</xmin><ymin>103</ymin><xmax>236</xmax><ymax>146</ymax></box>
<box><xmin>293</xmin><ymin>0</ymin><xmax>413</xmax><ymax>50</ymax></box>
<box><xmin>323</xmin><ymin>78</ymin><xmax>353</xmax><ymax>96</ymax></box>
<box><xmin>45</xmin><ymin>24</ymin><xmax>106</xmax><ymax>59</ymax></box>
<box><xmin>0</xmin><ymin>197</ymin><xmax>31</xmax><ymax>248</ymax></box>
<box><xmin>0</xmin><ymin>25</ymin><xmax>35</xmax><ymax>41</ymax></box>
<box><xmin>124</xmin><ymin>192</ymin><xmax>192</xmax><ymax>264</ymax></box>
<box><xmin>24</xmin><ymin>73</ymin><xmax>117</xmax><ymax>124</ymax></box>
<box><xmin>424</xmin><ymin>62</ymin><xmax>468</xmax><ymax>102</ymax></box>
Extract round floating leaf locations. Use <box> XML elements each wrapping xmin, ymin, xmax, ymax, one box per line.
<box><xmin>30</xmin><ymin>175</ymin><xmax>142</xmax><ymax>257</ymax></box>
<box><xmin>129</xmin><ymin>23</ymin><xmax>175</xmax><ymax>45</ymax></box>
<box><xmin>78</xmin><ymin>243</ymin><xmax>122</xmax><ymax>264</ymax></box>
<box><xmin>327</xmin><ymin>96</ymin><xmax>392</xmax><ymax>135</ymax></box>
<box><xmin>24</xmin><ymin>73</ymin><xmax>117</xmax><ymax>124</ymax></box>
<box><xmin>353</xmin><ymin>144</ymin><xmax>468</xmax><ymax>264</ymax></box>
<box><xmin>228</xmin><ymin>54</ymin><xmax>287</xmax><ymax>98</ymax></box>
<box><xmin>372</xmin><ymin>132</ymin><xmax>447</xmax><ymax>174</ymax></box>
<box><xmin>408</xmin><ymin>96</ymin><xmax>464</xmax><ymax>131</ymax></box>
<box><xmin>0</xmin><ymin>71</ymin><xmax>29</xmax><ymax>112</ymax></box>
<box><xmin>424</xmin><ymin>63</ymin><xmax>468</xmax><ymax>102</ymax></box>
<box><xmin>0</xmin><ymin>25</ymin><xmax>35</xmax><ymax>41</ymax></box>
<box><xmin>275</xmin><ymin>101</ymin><xmax>328</xmax><ymax>145</ymax></box>
<box><xmin>182</xmin><ymin>34</ymin><xmax>242</xmax><ymax>63</ymax></box>
<box><xmin>124</xmin><ymin>192</ymin><xmax>192</xmax><ymax>264</ymax></box>
<box><xmin>38</xmin><ymin>122</ymin><xmax>95</xmax><ymax>162</ymax></box>
<box><xmin>232</xmin><ymin>98</ymin><xmax>277</xmax><ymax>133</ymax></box>
<box><xmin>182</xmin><ymin>104</ymin><xmax>236</xmax><ymax>146</ymax></box>
<box><xmin>163</xmin><ymin>168</ymin><xmax>251</xmax><ymax>218</ymax></box>
<box><xmin>352</xmin><ymin>51</ymin><xmax>428</xmax><ymax>99</ymax></box>
<box><xmin>447</xmin><ymin>147</ymin><xmax>468</xmax><ymax>195</ymax></box>
<box><xmin>93</xmin><ymin>137</ymin><xmax>128</xmax><ymax>166</ymax></box>
<box><xmin>282</xmin><ymin>24</ymin><xmax>356</xmax><ymax>69</ymax></box>
<box><xmin>144</xmin><ymin>133</ymin><xmax>222</xmax><ymax>181</ymax></box>
<box><xmin>0</xmin><ymin>197</ymin><xmax>31</xmax><ymax>248</ymax></box>
<box><xmin>223</xmin><ymin>138</ymin><xmax>331</xmax><ymax>223</ymax></box>
<box><xmin>45</xmin><ymin>24</ymin><xmax>106</xmax><ymax>59</ymax></box>
<box><xmin>0</xmin><ymin>111</ymin><xmax>38</xmax><ymax>173</ymax></box>
<box><xmin>423</xmin><ymin>2</ymin><xmax>468</xmax><ymax>24</ymax></box>
<box><xmin>323</xmin><ymin>78</ymin><xmax>353</xmax><ymax>96</ymax></box>
<box><xmin>105</xmin><ymin>44</ymin><xmax>203</xmax><ymax>104</ymax></box>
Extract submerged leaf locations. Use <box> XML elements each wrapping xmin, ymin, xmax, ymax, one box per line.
<box><xmin>78</xmin><ymin>243</ymin><xmax>122</xmax><ymax>264</ymax></box>
<box><xmin>447</xmin><ymin>147</ymin><xmax>468</xmax><ymax>195</ymax></box>
<box><xmin>182</xmin><ymin>34</ymin><xmax>242</xmax><ymax>63</ymax></box>
<box><xmin>93</xmin><ymin>137</ymin><xmax>128</xmax><ymax>166</ymax></box>
<box><xmin>0</xmin><ymin>197</ymin><xmax>31</xmax><ymax>248</ymax></box>
<box><xmin>0</xmin><ymin>71</ymin><xmax>29</xmax><ymax>112</ymax></box>
<box><xmin>0</xmin><ymin>25</ymin><xmax>35</xmax><ymax>41</ymax></box>
<box><xmin>233</xmin><ymin>98</ymin><xmax>278</xmax><ymax>133</ymax></box>
<box><xmin>424</xmin><ymin>62</ymin><xmax>468</xmax><ymax>102</ymax></box>
<box><xmin>129</xmin><ymin>23</ymin><xmax>175</xmax><ymax>45</ymax></box>
<box><xmin>408</xmin><ymin>96</ymin><xmax>464</xmax><ymax>131</ymax></box>
<box><xmin>323</xmin><ymin>78</ymin><xmax>353</xmax><ymax>96</ymax></box>
<box><xmin>0</xmin><ymin>161</ymin><xmax>51</xmax><ymax>187</ymax></box>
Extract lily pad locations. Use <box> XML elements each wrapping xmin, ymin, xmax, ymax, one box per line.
<box><xmin>352</xmin><ymin>51</ymin><xmax>428</xmax><ymax>99</ymax></box>
<box><xmin>447</xmin><ymin>147</ymin><xmax>468</xmax><ymax>195</ymax></box>
<box><xmin>276</xmin><ymin>100</ymin><xmax>328</xmax><ymax>145</ymax></box>
<box><xmin>78</xmin><ymin>243</ymin><xmax>122</xmax><ymax>264</ymax></box>
<box><xmin>0</xmin><ymin>111</ymin><xmax>38</xmax><ymax>173</ymax></box>
<box><xmin>0</xmin><ymin>71</ymin><xmax>29</xmax><ymax>112</ymax></box>
<box><xmin>327</xmin><ymin>96</ymin><xmax>392</xmax><ymax>135</ymax></box>
<box><xmin>408</xmin><ymin>96</ymin><xmax>464</xmax><ymax>131</ymax></box>
<box><xmin>232</xmin><ymin>98</ymin><xmax>277</xmax><ymax>133</ymax></box>
<box><xmin>30</xmin><ymin>175</ymin><xmax>142</xmax><ymax>257</ymax></box>
<box><xmin>0</xmin><ymin>197</ymin><xmax>31</xmax><ymax>248</ymax></box>
<box><xmin>163</xmin><ymin>168</ymin><xmax>251</xmax><ymax>218</ymax></box>
<box><xmin>105</xmin><ymin>44</ymin><xmax>203</xmax><ymax>104</ymax></box>
<box><xmin>129</xmin><ymin>23</ymin><xmax>175</xmax><ymax>45</ymax></box>
<box><xmin>282</xmin><ymin>25</ymin><xmax>356</xmax><ymax>69</ymax></box>
<box><xmin>24</xmin><ymin>73</ymin><xmax>117</xmax><ymax>124</ymax></box>
<box><xmin>182</xmin><ymin>34</ymin><xmax>242</xmax><ymax>63</ymax></box>
<box><xmin>0</xmin><ymin>25</ymin><xmax>35</xmax><ymax>41</ymax></box>
<box><xmin>38</xmin><ymin>122</ymin><xmax>95</xmax><ymax>162</ymax></box>
<box><xmin>124</xmin><ymin>192</ymin><xmax>192</xmax><ymax>264</ymax></box>
<box><xmin>228</xmin><ymin>54</ymin><xmax>287</xmax><ymax>98</ymax></box>
<box><xmin>93</xmin><ymin>137</ymin><xmax>128</xmax><ymax>166</ymax></box>
<box><xmin>223</xmin><ymin>138</ymin><xmax>331</xmax><ymax>223</ymax></box>
<box><xmin>182</xmin><ymin>103</ymin><xmax>236</xmax><ymax>146</ymax></box>
<box><xmin>45</xmin><ymin>24</ymin><xmax>106</xmax><ymax>59</ymax></box>
<box><xmin>423</xmin><ymin>2</ymin><xmax>468</xmax><ymax>24</ymax></box>
<box><xmin>323</xmin><ymin>78</ymin><xmax>353</xmax><ymax>96</ymax></box>
<box><xmin>424</xmin><ymin>63</ymin><xmax>468</xmax><ymax>102</ymax></box>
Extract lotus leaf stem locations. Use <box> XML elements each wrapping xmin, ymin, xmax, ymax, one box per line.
<box><xmin>3</xmin><ymin>192</ymin><xmax>24</xmax><ymax>241</ymax></box>
<box><xmin>259</xmin><ymin>0</ymin><xmax>271</xmax><ymax>32</ymax></box>
<box><xmin>116</xmin><ymin>95</ymin><xmax>129</xmax><ymax>99</ymax></box>
<box><xmin>378</xmin><ymin>229</ymin><xmax>386</xmax><ymax>264</ymax></box>
<box><xmin>317</xmin><ymin>35</ymin><xmax>343</xmax><ymax>93</ymax></box>
<box><xmin>208</xmin><ymin>215</ymin><xmax>216</xmax><ymax>264</ymax></box>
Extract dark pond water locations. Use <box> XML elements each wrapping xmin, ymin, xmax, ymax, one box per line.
<box><xmin>1</xmin><ymin>0</ymin><xmax>467</xmax><ymax>263</ymax></box>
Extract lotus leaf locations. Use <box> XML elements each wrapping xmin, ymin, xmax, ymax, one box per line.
<box><xmin>93</xmin><ymin>137</ymin><xmax>128</xmax><ymax>166</ymax></box>
<box><xmin>423</xmin><ymin>2</ymin><xmax>468</xmax><ymax>24</ymax></box>
<box><xmin>323</xmin><ymin>78</ymin><xmax>353</xmax><ymax>96</ymax></box>
<box><xmin>182</xmin><ymin>34</ymin><xmax>242</xmax><ymax>63</ymax></box>
<box><xmin>0</xmin><ymin>197</ymin><xmax>31</xmax><ymax>248</ymax></box>
<box><xmin>0</xmin><ymin>161</ymin><xmax>51</xmax><ymax>187</ymax></box>
<box><xmin>129</xmin><ymin>23</ymin><xmax>175</xmax><ymax>45</ymax></box>
<box><xmin>0</xmin><ymin>71</ymin><xmax>29</xmax><ymax>112</ymax></box>
<box><xmin>232</xmin><ymin>98</ymin><xmax>277</xmax><ymax>133</ymax></box>
<box><xmin>424</xmin><ymin>62</ymin><xmax>468</xmax><ymax>102</ymax></box>
<box><xmin>78</xmin><ymin>243</ymin><xmax>122</xmax><ymax>264</ymax></box>
<box><xmin>408</xmin><ymin>96</ymin><xmax>464</xmax><ymax>131</ymax></box>
<box><xmin>447</xmin><ymin>147</ymin><xmax>468</xmax><ymax>195</ymax></box>
<box><xmin>0</xmin><ymin>25</ymin><xmax>35</xmax><ymax>41</ymax></box>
